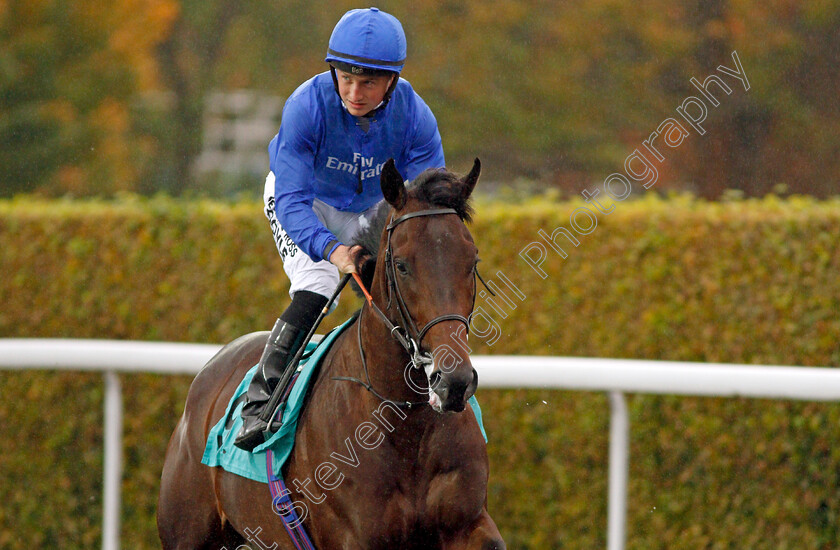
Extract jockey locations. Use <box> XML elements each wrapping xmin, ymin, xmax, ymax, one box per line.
<box><xmin>235</xmin><ymin>7</ymin><xmax>446</xmax><ymax>451</ymax></box>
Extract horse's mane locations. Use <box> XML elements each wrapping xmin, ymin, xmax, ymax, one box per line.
<box><xmin>350</xmin><ymin>167</ymin><xmax>474</xmax><ymax>293</ymax></box>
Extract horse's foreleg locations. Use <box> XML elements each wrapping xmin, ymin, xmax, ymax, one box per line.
<box><xmin>158</xmin><ymin>419</ymin><xmax>243</xmax><ymax>549</ymax></box>
<box><xmin>441</xmin><ymin>509</ymin><xmax>506</xmax><ymax>550</ymax></box>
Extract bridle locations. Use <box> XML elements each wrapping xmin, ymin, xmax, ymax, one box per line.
<box><xmin>384</xmin><ymin>208</ymin><xmax>473</xmax><ymax>362</ymax></box>
<box><xmin>333</xmin><ymin>207</ymin><xmax>490</xmax><ymax>408</ymax></box>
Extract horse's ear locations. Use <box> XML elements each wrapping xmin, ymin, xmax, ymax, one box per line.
<box><xmin>461</xmin><ymin>158</ymin><xmax>481</xmax><ymax>199</ymax></box>
<box><xmin>380</xmin><ymin>158</ymin><xmax>407</xmax><ymax>209</ymax></box>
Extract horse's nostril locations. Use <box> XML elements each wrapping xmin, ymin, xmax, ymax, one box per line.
<box><xmin>465</xmin><ymin>368</ymin><xmax>478</xmax><ymax>400</ymax></box>
<box><xmin>429</xmin><ymin>371</ymin><xmax>442</xmax><ymax>390</ymax></box>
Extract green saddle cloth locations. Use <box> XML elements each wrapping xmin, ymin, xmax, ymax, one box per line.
<box><xmin>201</xmin><ymin>317</ymin><xmax>487</xmax><ymax>483</ymax></box>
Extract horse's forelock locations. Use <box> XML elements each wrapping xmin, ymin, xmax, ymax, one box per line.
<box><xmin>349</xmin><ymin>167</ymin><xmax>474</xmax><ymax>297</ymax></box>
<box><xmin>352</xmin><ymin>167</ymin><xmax>473</xmax><ymax>256</ymax></box>
<box><xmin>408</xmin><ymin>168</ymin><xmax>474</xmax><ymax>223</ymax></box>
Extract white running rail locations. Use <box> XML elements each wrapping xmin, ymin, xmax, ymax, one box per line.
<box><xmin>2</xmin><ymin>338</ymin><xmax>840</xmax><ymax>550</ymax></box>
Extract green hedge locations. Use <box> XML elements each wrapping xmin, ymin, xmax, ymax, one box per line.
<box><xmin>1</xmin><ymin>195</ymin><xmax>838</xmax><ymax>548</ymax></box>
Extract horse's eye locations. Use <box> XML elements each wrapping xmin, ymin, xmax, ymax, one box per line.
<box><xmin>395</xmin><ymin>260</ymin><xmax>409</xmax><ymax>275</ymax></box>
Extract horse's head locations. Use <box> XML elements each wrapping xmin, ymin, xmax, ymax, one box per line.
<box><xmin>360</xmin><ymin>158</ymin><xmax>482</xmax><ymax>414</ymax></box>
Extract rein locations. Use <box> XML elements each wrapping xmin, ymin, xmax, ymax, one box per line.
<box><xmin>333</xmin><ymin>207</ymin><xmax>492</xmax><ymax>409</ymax></box>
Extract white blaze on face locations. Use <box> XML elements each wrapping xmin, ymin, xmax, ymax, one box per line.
<box><xmin>424</xmin><ymin>358</ymin><xmax>435</xmax><ymax>380</ymax></box>
<box><xmin>424</xmin><ymin>354</ymin><xmax>444</xmax><ymax>412</ymax></box>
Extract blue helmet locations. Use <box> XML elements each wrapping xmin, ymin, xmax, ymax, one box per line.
<box><xmin>325</xmin><ymin>8</ymin><xmax>406</xmax><ymax>75</ymax></box>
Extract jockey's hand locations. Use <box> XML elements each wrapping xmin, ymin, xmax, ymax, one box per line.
<box><xmin>329</xmin><ymin>244</ymin><xmax>364</xmax><ymax>274</ymax></box>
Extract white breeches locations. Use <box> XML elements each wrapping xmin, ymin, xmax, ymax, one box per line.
<box><xmin>263</xmin><ymin>171</ymin><xmax>379</xmax><ymax>305</ymax></box>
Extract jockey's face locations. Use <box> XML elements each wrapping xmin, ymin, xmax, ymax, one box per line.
<box><xmin>335</xmin><ymin>68</ymin><xmax>395</xmax><ymax>117</ymax></box>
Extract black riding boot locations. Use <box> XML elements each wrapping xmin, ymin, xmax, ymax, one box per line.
<box><xmin>234</xmin><ymin>318</ymin><xmax>306</xmax><ymax>451</ymax></box>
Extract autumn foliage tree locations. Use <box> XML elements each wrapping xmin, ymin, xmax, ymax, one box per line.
<box><xmin>0</xmin><ymin>0</ymin><xmax>177</xmax><ymax>196</ymax></box>
<box><xmin>1</xmin><ymin>0</ymin><xmax>838</xmax><ymax>198</ymax></box>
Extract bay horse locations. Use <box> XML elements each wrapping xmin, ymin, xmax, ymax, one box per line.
<box><xmin>157</xmin><ymin>158</ymin><xmax>506</xmax><ymax>549</ymax></box>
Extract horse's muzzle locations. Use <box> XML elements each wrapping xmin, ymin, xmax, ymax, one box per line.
<box><xmin>430</xmin><ymin>367</ymin><xmax>478</xmax><ymax>413</ymax></box>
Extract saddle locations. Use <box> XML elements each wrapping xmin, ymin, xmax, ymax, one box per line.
<box><xmin>201</xmin><ymin>317</ymin><xmax>355</xmax><ymax>482</ymax></box>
